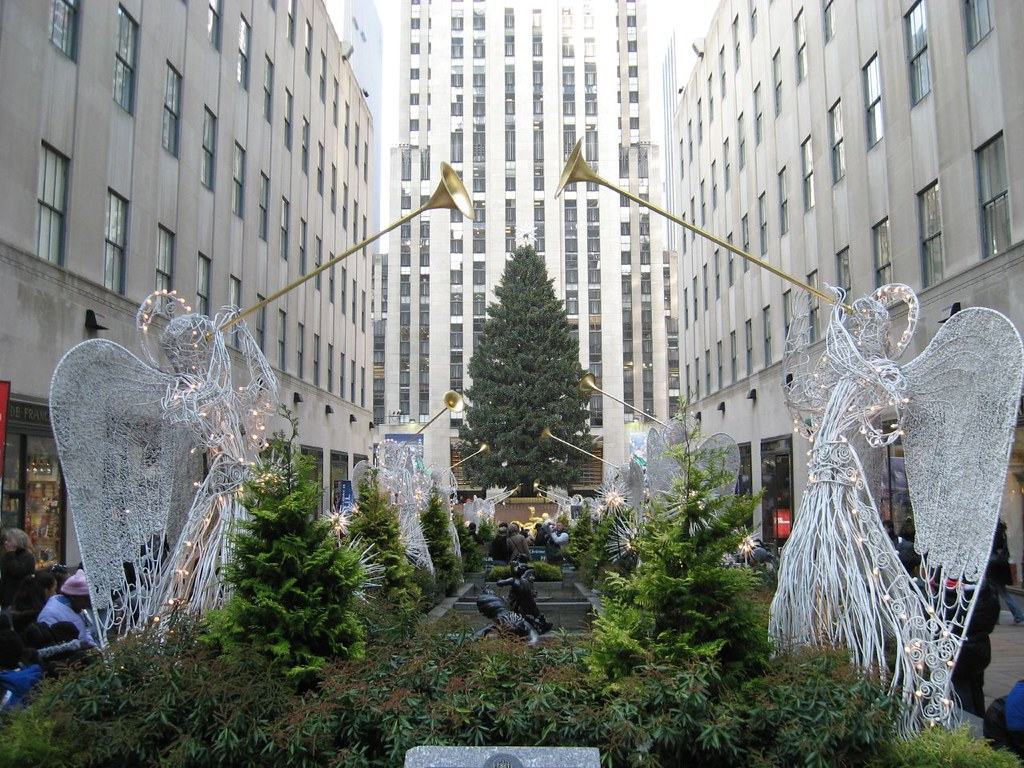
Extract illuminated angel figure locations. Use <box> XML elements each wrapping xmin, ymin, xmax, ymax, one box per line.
<box><xmin>50</xmin><ymin>291</ymin><xmax>277</xmax><ymax>641</ymax></box>
<box><xmin>770</xmin><ymin>284</ymin><xmax>1023</xmax><ymax>733</ymax></box>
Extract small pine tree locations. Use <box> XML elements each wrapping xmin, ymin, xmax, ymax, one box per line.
<box><xmin>589</xmin><ymin>426</ymin><xmax>770</xmax><ymax>682</ymax></box>
<box><xmin>205</xmin><ymin>432</ymin><xmax>366</xmax><ymax>687</ymax></box>
<box><xmin>348</xmin><ymin>471</ymin><xmax>422</xmax><ymax>609</ymax></box>
<box><xmin>565</xmin><ymin>510</ymin><xmax>594</xmax><ymax>569</ymax></box>
<box><xmin>457</xmin><ymin>512</ymin><xmax>484</xmax><ymax>573</ymax></box>
<box><xmin>421</xmin><ymin>488</ymin><xmax>462</xmax><ymax>596</ymax></box>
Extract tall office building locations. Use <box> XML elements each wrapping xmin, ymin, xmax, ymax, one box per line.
<box><xmin>670</xmin><ymin>0</ymin><xmax>1024</xmax><ymax>561</ymax></box>
<box><xmin>0</xmin><ymin>0</ymin><xmax>375</xmax><ymax>565</ymax></box>
<box><xmin>377</xmin><ymin>0</ymin><xmax>679</xmax><ymax>482</ymax></box>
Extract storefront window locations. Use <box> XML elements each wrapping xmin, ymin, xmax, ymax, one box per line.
<box><xmin>2</xmin><ymin>402</ymin><xmax>65</xmax><ymax>566</ymax></box>
<box><xmin>736</xmin><ymin>442</ymin><xmax>752</xmax><ymax>496</ymax></box>
<box><xmin>300</xmin><ymin>445</ymin><xmax>325</xmax><ymax>516</ymax></box>
<box><xmin>760</xmin><ymin>436</ymin><xmax>793</xmax><ymax>543</ymax></box>
<box><xmin>330</xmin><ymin>450</ymin><xmax>349</xmax><ymax>515</ymax></box>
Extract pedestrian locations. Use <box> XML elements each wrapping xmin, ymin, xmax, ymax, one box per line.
<box><xmin>1</xmin><ymin>528</ymin><xmax>36</xmax><ymax>609</ymax></box>
<box><xmin>546</xmin><ymin>521</ymin><xmax>569</xmax><ymax>564</ymax></box>
<box><xmin>987</xmin><ymin>520</ymin><xmax>1024</xmax><ymax>624</ymax></box>
<box><xmin>7</xmin><ymin>575</ymin><xmax>48</xmax><ymax>633</ymax></box>
<box><xmin>951</xmin><ymin>579</ymin><xmax>1001</xmax><ymax>717</ymax></box>
<box><xmin>489</xmin><ymin>523</ymin><xmax>512</xmax><ymax>565</ymax></box>
<box><xmin>984</xmin><ymin>680</ymin><xmax>1024</xmax><ymax>758</ymax></box>
<box><xmin>37</xmin><ymin>569</ymin><xmax>96</xmax><ymax>646</ymax></box>
<box><xmin>508</xmin><ymin>522</ymin><xmax>530</xmax><ymax>560</ymax></box>
<box><xmin>0</xmin><ymin>629</ymin><xmax>42</xmax><ymax>710</ymax></box>
<box><xmin>895</xmin><ymin>519</ymin><xmax>920</xmax><ymax>576</ymax></box>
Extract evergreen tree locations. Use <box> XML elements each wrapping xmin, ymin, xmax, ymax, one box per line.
<box><xmin>589</xmin><ymin>426</ymin><xmax>770</xmax><ymax>682</ymax></box>
<box><xmin>421</xmin><ymin>488</ymin><xmax>462</xmax><ymax>596</ymax></box>
<box><xmin>205</xmin><ymin>433</ymin><xmax>366</xmax><ymax>687</ymax></box>
<box><xmin>348</xmin><ymin>471</ymin><xmax>423</xmax><ymax>609</ymax></box>
<box><xmin>459</xmin><ymin>244</ymin><xmax>592</xmax><ymax>492</ymax></box>
<box><xmin>456</xmin><ymin>512</ymin><xmax>484</xmax><ymax>573</ymax></box>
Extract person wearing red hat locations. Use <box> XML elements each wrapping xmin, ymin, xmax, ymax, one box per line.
<box><xmin>36</xmin><ymin>569</ymin><xmax>95</xmax><ymax>647</ymax></box>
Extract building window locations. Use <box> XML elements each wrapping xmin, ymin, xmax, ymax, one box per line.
<box><xmin>258</xmin><ymin>173</ymin><xmax>269</xmax><ymax>240</ymax></box>
<box><xmin>113</xmin><ymin>6</ymin><xmax>137</xmax><ymax>113</ymax></box>
<box><xmin>783</xmin><ymin>290</ymin><xmax>792</xmax><ymax>339</ymax></box>
<box><xmin>286</xmin><ymin>0</ymin><xmax>295</xmax><ymax>44</ymax></box>
<box><xmin>232</xmin><ymin>143</ymin><xmax>245</xmax><ymax>216</ymax></box>
<box><xmin>280</xmin><ymin>197</ymin><xmax>290</xmax><ymax>260</ymax></box>
<box><xmin>873</xmin><ymin>218</ymin><xmax>892</xmax><ymax>287</ymax></box>
<box><xmin>304</xmin><ymin>20</ymin><xmax>312</xmax><ymax>75</ymax></box>
<box><xmin>730</xmin><ymin>331</ymin><xmax>737</xmax><ymax>383</ymax></box>
<box><xmin>284</xmin><ymin>90</ymin><xmax>293</xmax><ymax>149</ymax></box>
<box><xmin>977</xmin><ymin>134</ymin><xmax>1009</xmax><ymax>259</ymax></box>
<box><xmin>807</xmin><ymin>271</ymin><xmax>820</xmax><ymax>342</ymax></box>
<box><xmin>737</xmin><ymin>114</ymin><xmax>745</xmax><ymax>169</ymax></box>
<box><xmin>863</xmin><ymin>55</ymin><xmax>883</xmax><ymax>147</ymax></box>
<box><xmin>919</xmin><ymin>182</ymin><xmax>943</xmax><ymax>286</ymax></box>
<box><xmin>317</xmin><ymin>142</ymin><xmax>324</xmax><ymax>194</ymax></box>
<box><xmin>156</xmin><ymin>226</ymin><xmax>174</xmax><ymax>290</ymax></box>
<box><xmin>104</xmin><ymin>190</ymin><xmax>128</xmax><ymax>294</ymax></box>
<box><xmin>201</xmin><ymin>107</ymin><xmax>216</xmax><ymax>189</ymax></box>
<box><xmin>965</xmin><ymin>0</ymin><xmax>993</xmax><ymax>49</ymax></box>
<box><xmin>828</xmin><ymin>100</ymin><xmax>845</xmax><ymax>183</ymax></box>
<box><xmin>50</xmin><ymin>0</ymin><xmax>77</xmax><ymax>58</ymax></box>
<box><xmin>327</xmin><ymin>343</ymin><xmax>334</xmax><ymax>392</ymax></box>
<box><xmin>195</xmin><ymin>253</ymin><xmax>211</xmax><ymax>315</ymax></box>
<box><xmin>263</xmin><ymin>57</ymin><xmax>274</xmax><ymax>121</ymax></box>
<box><xmin>297</xmin><ymin>322</ymin><xmax>305</xmax><ymax>379</ymax></box>
<box><xmin>772</xmin><ymin>50</ymin><xmax>782</xmax><ymax>116</ymax></box>
<box><xmin>757</xmin><ymin>192</ymin><xmax>767</xmax><ymax>256</ymax></box>
<box><xmin>255</xmin><ymin>296</ymin><xmax>267</xmax><ymax>351</ymax></box>
<box><xmin>753</xmin><ymin>84</ymin><xmax>763</xmax><ymax>145</ymax></box>
<box><xmin>778</xmin><ymin>167</ymin><xmax>788</xmax><ymax>235</ymax></box>
<box><xmin>207</xmin><ymin>0</ymin><xmax>221</xmax><ymax>49</ymax></box>
<box><xmin>301</xmin><ymin>118</ymin><xmax>310</xmax><ymax>173</ymax></box>
<box><xmin>762</xmin><ymin>305</ymin><xmax>772</xmax><ymax>366</ymax></box>
<box><xmin>319</xmin><ymin>51</ymin><xmax>327</xmax><ymax>102</ymax></box>
<box><xmin>313</xmin><ymin>334</ymin><xmax>320</xmax><ymax>386</ymax></box>
<box><xmin>36</xmin><ymin>144</ymin><xmax>68</xmax><ymax>265</ymax></box>
<box><xmin>237</xmin><ymin>16</ymin><xmax>250</xmax><ymax>89</ymax></box>
<box><xmin>835</xmin><ymin>247</ymin><xmax>850</xmax><ymax>293</ymax></box>
<box><xmin>741</xmin><ymin>214</ymin><xmax>750</xmax><ymax>267</ymax></box>
<box><xmin>161</xmin><ymin>64</ymin><xmax>182</xmax><ymax>156</ymax></box>
<box><xmin>801</xmin><ymin>136</ymin><xmax>814</xmax><ymax>210</ymax></box>
<box><xmin>298</xmin><ymin>219</ymin><xmax>307</xmax><ymax>273</ymax></box>
<box><xmin>905</xmin><ymin>2</ymin><xmax>931</xmax><ymax>105</ymax></box>
<box><xmin>794</xmin><ymin>9</ymin><xmax>807</xmax><ymax>83</ymax></box>
<box><xmin>823</xmin><ymin>0</ymin><xmax>835</xmax><ymax>43</ymax></box>
<box><xmin>745</xmin><ymin>319</ymin><xmax>753</xmax><ymax>376</ymax></box>
<box><xmin>278</xmin><ymin>310</ymin><xmax>287</xmax><ymax>370</ymax></box>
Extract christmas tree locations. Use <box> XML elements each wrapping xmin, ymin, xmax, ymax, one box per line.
<box><xmin>589</xmin><ymin>425</ymin><xmax>769</xmax><ymax>682</ymax></box>
<box><xmin>459</xmin><ymin>244</ymin><xmax>592</xmax><ymax>492</ymax></box>
<box><xmin>421</xmin><ymin>488</ymin><xmax>463</xmax><ymax>596</ymax></box>
<box><xmin>347</xmin><ymin>470</ymin><xmax>423</xmax><ymax>609</ymax></box>
<box><xmin>205</xmin><ymin>430</ymin><xmax>366</xmax><ymax>687</ymax></box>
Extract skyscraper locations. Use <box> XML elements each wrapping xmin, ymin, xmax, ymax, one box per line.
<box><xmin>376</xmin><ymin>0</ymin><xmax>678</xmax><ymax>483</ymax></box>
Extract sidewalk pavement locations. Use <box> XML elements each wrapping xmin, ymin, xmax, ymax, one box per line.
<box><xmin>986</xmin><ymin>610</ymin><xmax>1024</xmax><ymax>708</ymax></box>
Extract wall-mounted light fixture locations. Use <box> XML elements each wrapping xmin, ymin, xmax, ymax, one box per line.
<box><xmin>746</xmin><ymin>388</ymin><xmax>757</xmax><ymax>402</ymax></box>
<box><xmin>84</xmin><ymin>309</ymin><xmax>108</xmax><ymax>331</ymax></box>
<box><xmin>293</xmin><ymin>392</ymin><xmax>303</xmax><ymax>405</ymax></box>
<box><xmin>325</xmin><ymin>404</ymin><xmax>334</xmax><ymax>415</ymax></box>
<box><xmin>717</xmin><ymin>401</ymin><xmax>726</xmax><ymax>415</ymax></box>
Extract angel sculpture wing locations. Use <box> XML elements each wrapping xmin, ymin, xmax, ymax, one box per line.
<box><xmin>624</xmin><ymin>457</ymin><xmax>646</xmax><ymax>511</ymax></box>
<box><xmin>350</xmin><ymin>459</ymin><xmax>373</xmax><ymax>492</ymax></box>
<box><xmin>645</xmin><ymin>425</ymin><xmax>672</xmax><ymax>496</ymax></box>
<box><xmin>901</xmin><ymin>307</ymin><xmax>1024</xmax><ymax>582</ymax></box>
<box><xmin>50</xmin><ymin>340</ymin><xmax>197</xmax><ymax>639</ymax></box>
<box><xmin>697</xmin><ymin>432</ymin><xmax>742</xmax><ymax>497</ymax></box>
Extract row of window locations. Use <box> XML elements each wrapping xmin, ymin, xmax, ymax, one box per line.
<box><xmin>682</xmin><ymin>132</ymin><xmax>1010</xmax><ymax>398</ymax></box>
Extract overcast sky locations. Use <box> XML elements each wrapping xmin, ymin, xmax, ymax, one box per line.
<box><xmin>375</xmin><ymin>0</ymin><xmax>721</xmax><ymax>238</ymax></box>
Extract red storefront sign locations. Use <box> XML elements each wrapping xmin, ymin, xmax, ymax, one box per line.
<box><xmin>0</xmin><ymin>380</ymin><xmax>9</xmax><ymax>485</ymax></box>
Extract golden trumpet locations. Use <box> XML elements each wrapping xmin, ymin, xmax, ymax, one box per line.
<box><xmin>224</xmin><ymin>163</ymin><xmax>474</xmax><ymax>331</ymax></box>
<box><xmin>416</xmin><ymin>389</ymin><xmax>466</xmax><ymax>434</ymax></box>
<box><xmin>451</xmin><ymin>442</ymin><xmax>488</xmax><ymax>470</ymax></box>
<box><xmin>579</xmin><ymin>371</ymin><xmax>667</xmax><ymax>427</ymax></box>
<box><xmin>556</xmin><ymin>139</ymin><xmax>850</xmax><ymax>313</ymax></box>
<box><xmin>539</xmin><ymin>427</ymin><xmax>618</xmax><ymax>468</ymax></box>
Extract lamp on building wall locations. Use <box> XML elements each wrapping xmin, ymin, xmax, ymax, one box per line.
<box><xmin>293</xmin><ymin>392</ymin><xmax>303</xmax><ymax>405</ymax></box>
<box><xmin>939</xmin><ymin>302</ymin><xmax>962</xmax><ymax>324</ymax></box>
<box><xmin>746</xmin><ymin>388</ymin><xmax>758</xmax><ymax>402</ymax></box>
<box><xmin>325</xmin><ymin>404</ymin><xmax>334</xmax><ymax>415</ymax></box>
<box><xmin>694</xmin><ymin>412</ymin><xmax>702</xmax><ymax>423</ymax></box>
<box><xmin>349</xmin><ymin>415</ymin><xmax>357</xmax><ymax>425</ymax></box>
<box><xmin>717</xmin><ymin>401</ymin><xmax>726</xmax><ymax>415</ymax></box>
<box><xmin>84</xmin><ymin>309</ymin><xmax>108</xmax><ymax>331</ymax></box>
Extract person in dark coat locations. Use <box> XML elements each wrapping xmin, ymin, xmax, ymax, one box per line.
<box><xmin>1</xmin><ymin>529</ymin><xmax>36</xmax><ymax>609</ymax></box>
<box><xmin>984</xmin><ymin>680</ymin><xmax>1024</xmax><ymax>758</ymax></box>
<box><xmin>987</xmin><ymin>520</ymin><xmax>1024</xmax><ymax>624</ymax></box>
<box><xmin>895</xmin><ymin>519</ymin><xmax>921</xmax><ymax>576</ymax></box>
<box><xmin>952</xmin><ymin>579</ymin><xmax>1001</xmax><ymax>717</ymax></box>
<box><xmin>489</xmin><ymin>524</ymin><xmax>512</xmax><ymax>565</ymax></box>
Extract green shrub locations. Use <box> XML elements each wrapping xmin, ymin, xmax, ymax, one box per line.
<box><xmin>565</xmin><ymin>510</ymin><xmax>594</xmax><ymax>569</ymax></box>
<box><xmin>0</xmin><ymin>711</ymin><xmax>69</xmax><ymax>768</ymax></box>
<box><xmin>348</xmin><ymin>469</ymin><xmax>422</xmax><ymax>609</ymax></box>
<box><xmin>204</xmin><ymin>428</ymin><xmax>366</xmax><ymax>686</ymax></box>
<box><xmin>457</xmin><ymin>513</ymin><xmax>485</xmax><ymax>572</ymax></box>
<box><xmin>421</xmin><ymin>488</ymin><xmax>463</xmax><ymax>596</ymax></box>
<box><xmin>488</xmin><ymin>560</ymin><xmax>563</xmax><ymax>582</ymax></box>
<box><xmin>867</xmin><ymin>725</ymin><xmax>1022</xmax><ymax>768</ymax></box>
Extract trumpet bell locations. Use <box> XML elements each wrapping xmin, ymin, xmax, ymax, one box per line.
<box><xmin>443</xmin><ymin>390</ymin><xmax>465</xmax><ymax>412</ymax></box>
<box><xmin>539</xmin><ymin>426</ymin><xmax>553</xmax><ymax>441</ymax></box>
<box><xmin>555</xmin><ymin>139</ymin><xmax>601</xmax><ymax>198</ymax></box>
<box><xmin>425</xmin><ymin>162</ymin><xmax>475</xmax><ymax>219</ymax></box>
<box><xmin>579</xmin><ymin>371</ymin><xmax>599</xmax><ymax>395</ymax></box>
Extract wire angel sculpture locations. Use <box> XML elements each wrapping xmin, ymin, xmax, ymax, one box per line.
<box><xmin>50</xmin><ymin>291</ymin><xmax>278</xmax><ymax>642</ymax></box>
<box><xmin>377</xmin><ymin>439</ymin><xmax>435</xmax><ymax>574</ymax></box>
<box><xmin>770</xmin><ymin>284</ymin><xmax>1024</xmax><ymax>733</ymax></box>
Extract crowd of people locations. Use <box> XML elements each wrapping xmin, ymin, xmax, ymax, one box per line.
<box><xmin>0</xmin><ymin>528</ymin><xmax>96</xmax><ymax>710</ymax></box>
<box><xmin>480</xmin><ymin>519</ymin><xmax>570</xmax><ymax>566</ymax></box>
